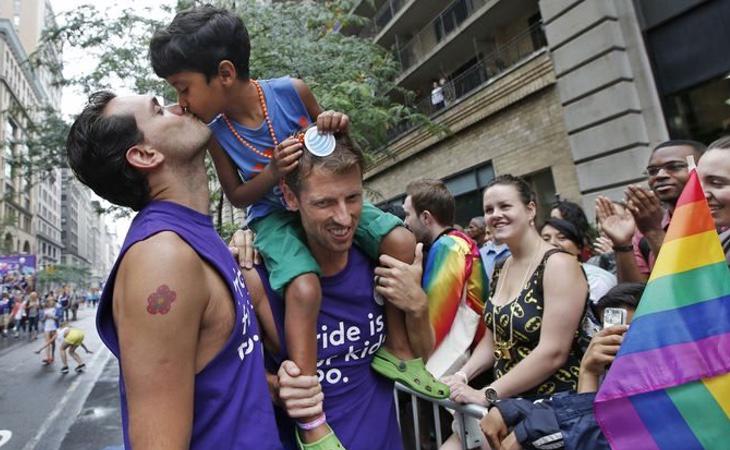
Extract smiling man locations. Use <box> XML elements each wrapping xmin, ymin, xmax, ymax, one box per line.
<box><xmin>623</xmin><ymin>140</ymin><xmax>706</xmax><ymax>280</ymax></box>
<box><xmin>243</xmin><ymin>134</ymin><xmax>435</xmax><ymax>450</ymax></box>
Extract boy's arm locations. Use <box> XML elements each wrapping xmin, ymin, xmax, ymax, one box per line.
<box><xmin>292</xmin><ymin>79</ymin><xmax>349</xmax><ymax>132</ymax></box>
<box><xmin>209</xmin><ymin>137</ymin><xmax>303</xmax><ymax>209</ymax></box>
<box><xmin>114</xmin><ymin>232</ymin><xmax>208</xmax><ymax>450</ymax></box>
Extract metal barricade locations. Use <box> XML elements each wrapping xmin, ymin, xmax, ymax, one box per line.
<box><xmin>394</xmin><ymin>382</ymin><xmax>487</xmax><ymax>450</ymax></box>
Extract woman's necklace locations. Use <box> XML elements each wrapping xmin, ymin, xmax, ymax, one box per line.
<box><xmin>221</xmin><ymin>80</ymin><xmax>278</xmax><ymax>160</ymax></box>
<box><xmin>491</xmin><ymin>246</ymin><xmax>544</xmax><ymax>361</ymax></box>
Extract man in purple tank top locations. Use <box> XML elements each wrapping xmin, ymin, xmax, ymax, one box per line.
<box><xmin>242</xmin><ymin>133</ymin><xmax>435</xmax><ymax>450</ymax></box>
<box><xmin>65</xmin><ymin>92</ymin><xmax>321</xmax><ymax>449</ymax></box>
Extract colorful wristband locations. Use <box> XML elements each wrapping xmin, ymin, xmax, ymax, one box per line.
<box><xmin>296</xmin><ymin>413</ymin><xmax>327</xmax><ymax>431</ymax></box>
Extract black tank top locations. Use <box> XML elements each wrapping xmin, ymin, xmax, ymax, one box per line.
<box><xmin>484</xmin><ymin>249</ymin><xmax>588</xmax><ymax>398</ymax></box>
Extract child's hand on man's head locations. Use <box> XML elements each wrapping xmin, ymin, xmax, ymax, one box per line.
<box><xmin>316</xmin><ymin>110</ymin><xmax>349</xmax><ymax>133</ymax></box>
<box><xmin>269</xmin><ymin>137</ymin><xmax>304</xmax><ymax>180</ymax></box>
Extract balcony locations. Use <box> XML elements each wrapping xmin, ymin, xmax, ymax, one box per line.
<box><xmin>386</xmin><ymin>22</ymin><xmax>547</xmax><ymax>141</ymax></box>
<box><xmin>394</xmin><ymin>0</ymin><xmax>490</xmax><ymax>72</ymax></box>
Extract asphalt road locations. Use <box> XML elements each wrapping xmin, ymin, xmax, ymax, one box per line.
<box><xmin>0</xmin><ymin>307</ymin><xmax>123</xmax><ymax>450</ymax></box>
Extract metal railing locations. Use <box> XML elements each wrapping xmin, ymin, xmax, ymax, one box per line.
<box><xmin>395</xmin><ymin>382</ymin><xmax>487</xmax><ymax>450</ymax></box>
<box><xmin>414</xmin><ymin>22</ymin><xmax>546</xmax><ymax>117</ymax></box>
<box><xmin>374</xmin><ymin>0</ymin><xmax>409</xmax><ymax>33</ymax></box>
<box><xmin>385</xmin><ymin>22</ymin><xmax>546</xmax><ymax>143</ymax></box>
<box><xmin>395</xmin><ymin>0</ymin><xmax>488</xmax><ymax>72</ymax></box>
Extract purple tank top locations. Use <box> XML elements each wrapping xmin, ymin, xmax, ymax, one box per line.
<box><xmin>260</xmin><ymin>247</ymin><xmax>403</xmax><ymax>450</ymax></box>
<box><xmin>98</xmin><ymin>201</ymin><xmax>281</xmax><ymax>449</ymax></box>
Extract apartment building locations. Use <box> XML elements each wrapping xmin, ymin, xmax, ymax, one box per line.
<box><xmin>354</xmin><ymin>0</ymin><xmax>729</xmax><ymax>221</ymax></box>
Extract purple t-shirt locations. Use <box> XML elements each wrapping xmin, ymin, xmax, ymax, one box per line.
<box><xmin>98</xmin><ymin>201</ymin><xmax>281</xmax><ymax>449</ymax></box>
<box><xmin>260</xmin><ymin>247</ymin><xmax>403</xmax><ymax>450</ymax></box>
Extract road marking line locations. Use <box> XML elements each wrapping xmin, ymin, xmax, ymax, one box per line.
<box><xmin>0</xmin><ymin>430</ymin><xmax>11</xmax><ymax>447</ymax></box>
<box><xmin>22</xmin><ymin>349</ymin><xmax>111</xmax><ymax>450</ymax></box>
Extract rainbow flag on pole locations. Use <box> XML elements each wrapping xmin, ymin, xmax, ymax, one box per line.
<box><xmin>594</xmin><ymin>169</ymin><xmax>730</xmax><ymax>449</ymax></box>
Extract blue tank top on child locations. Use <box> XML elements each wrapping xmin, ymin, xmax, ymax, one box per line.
<box><xmin>259</xmin><ymin>247</ymin><xmax>403</xmax><ymax>450</ymax></box>
<box><xmin>97</xmin><ymin>201</ymin><xmax>281</xmax><ymax>450</ymax></box>
<box><xmin>209</xmin><ymin>77</ymin><xmax>313</xmax><ymax>224</ymax></box>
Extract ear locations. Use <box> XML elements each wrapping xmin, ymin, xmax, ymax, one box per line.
<box><xmin>281</xmin><ymin>180</ymin><xmax>300</xmax><ymax>212</ymax></box>
<box><xmin>420</xmin><ymin>210</ymin><xmax>432</xmax><ymax>226</ymax></box>
<box><xmin>527</xmin><ymin>201</ymin><xmax>538</xmax><ymax>223</ymax></box>
<box><xmin>126</xmin><ymin>144</ymin><xmax>164</xmax><ymax>172</ymax></box>
<box><xmin>217</xmin><ymin>60</ymin><xmax>238</xmax><ymax>86</ymax></box>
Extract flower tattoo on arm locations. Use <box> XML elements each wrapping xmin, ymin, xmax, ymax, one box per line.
<box><xmin>146</xmin><ymin>285</ymin><xmax>177</xmax><ymax>315</ymax></box>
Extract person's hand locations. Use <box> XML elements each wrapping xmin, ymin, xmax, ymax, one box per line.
<box><xmin>277</xmin><ymin>360</ymin><xmax>324</xmax><ymax>419</ymax></box>
<box><xmin>441</xmin><ymin>371</ymin><xmax>468</xmax><ymax>389</ymax></box>
<box><xmin>501</xmin><ymin>432</ymin><xmax>523</xmax><ymax>450</ymax></box>
<box><xmin>268</xmin><ymin>137</ymin><xmax>303</xmax><ymax>180</ymax></box>
<box><xmin>373</xmin><ymin>243</ymin><xmax>427</xmax><ymax>315</ymax></box>
<box><xmin>228</xmin><ymin>229</ymin><xmax>260</xmax><ymax>270</ymax></box>
<box><xmin>449</xmin><ymin>381</ymin><xmax>486</xmax><ymax>405</ymax></box>
<box><xmin>480</xmin><ymin>406</ymin><xmax>508</xmax><ymax>449</ymax></box>
<box><xmin>625</xmin><ymin>185</ymin><xmax>664</xmax><ymax>234</ymax></box>
<box><xmin>316</xmin><ymin>110</ymin><xmax>349</xmax><ymax>133</ymax></box>
<box><xmin>593</xmin><ymin>235</ymin><xmax>614</xmax><ymax>255</ymax></box>
<box><xmin>580</xmin><ymin>325</ymin><xmax>629</xmax><ymax>377</ymax></box>
<box><xmin>595</xmin><ymin>196</ymin><xmax>636</xmax><ymax>246</ymax></box>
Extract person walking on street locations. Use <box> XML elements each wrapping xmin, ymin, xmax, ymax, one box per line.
<box><xmin>26</xmin><ymin>292</ymin><xmax>40</xmax><ymax>341</ymax></box>
<box><xmin>41</xmin><ymin>298</ymin><xmax>59</xmax><ymax>364</ymax></box>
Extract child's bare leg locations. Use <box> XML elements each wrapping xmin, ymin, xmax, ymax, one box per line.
<box><xmin>284</xmin><ymin>273</ymin><xmax>329</xmax><ymax>443</ymax></box>
<box><xmin>69</xmin><ymin>346</ymin><xmax>83</xmax><ymax>365</ymax></box>
<box><xmin>379</xmin><ymin>227</ymin><xmax>417</xmax><ymax>359</ymax></box>
<box><xmin>60</xmin><ymin>343</ymin><xmax>68</xmax><ymax>367</ymax></box>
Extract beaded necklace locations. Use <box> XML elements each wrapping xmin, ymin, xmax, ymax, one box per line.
<box><xmin>221</xmin><ymin>80</ymin><xmax>277</xmax><ymax>160</ymax></box>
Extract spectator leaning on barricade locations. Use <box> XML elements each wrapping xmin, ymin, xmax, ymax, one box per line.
<box><xmin>608</xmin><ymin>140</ymin><xmax>706</xmax><ymax>282</ymax></box>
<box><xmin>440</xmin><ymin>175</ymin><xmax>590</xmax><ymax>450</ymax></box>
<box><xmin>479</xmin><ymin>282</ymin><xmax>644</xmax><ymax>450</ymax></box>
<box><xmin>697</xmin><ymin>135</ymin><xmax>730</xmax><ymax>266</ymax></box>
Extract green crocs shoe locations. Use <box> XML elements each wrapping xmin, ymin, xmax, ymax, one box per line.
<box><xmin>371</xmin><ymin>348</ymin><xmax>450</xmax><ymax>399</ymax></box>
<box><xmin>295</xmin><ymin>429</ymin><xmax>346</xmax><ymax>450</ymax></box>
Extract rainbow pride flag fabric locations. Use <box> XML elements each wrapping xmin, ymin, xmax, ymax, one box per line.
<box><xmin>594</xmin><ymin>170</ymin><xmax>730</xmax><ymax>449</ymax></box>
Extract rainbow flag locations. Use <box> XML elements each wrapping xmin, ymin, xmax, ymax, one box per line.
<box><xmin>594</xmin><ymin>169</ymin><xmax>730</xmax><ymax>449</ymax></box>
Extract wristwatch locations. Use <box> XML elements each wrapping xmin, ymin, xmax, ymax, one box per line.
<box><xmin>484</xmin><ymin>386</ymin><xmax>499</xmax><ymax>408</ymax></box>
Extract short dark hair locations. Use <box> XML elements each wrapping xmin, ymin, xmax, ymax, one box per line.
<box><xmin>484</xmin><ymin>174</ymin><xmax>536</xmax><ymax>206</ymax></box>
<box><xmin>66</xmin><ymin>91</ymin><xmax>151</xmax><ymax>211</ymax></box>
<box><xmin>596</xmin><ymin>282</ymin><xmax>645</xmax><ymax>311</ymax></box>
<box><xmin>284</xmin><ymin>132</ymin><xmax>365</xmax><ymax>196</ymax></box>
<box><xmin>551</xmin><ymin>199</ymin><xmax>591</xmax><ymax>240</ymax></box>
<box><xmin>380</xmin><ymin>204</ymin><xmax>406</xmax><ymax>221</ymax></box>
<box><xmin>653</xmin><ymin>139</ymin><xmax>706</xmax><ymax>157</ymax></box>
<box><xmin>540</xmin><ymin>218</ymin><xmax>584</xmax><ymax>249</ymax></box>
<box><xmin>708</xmin><ymin>135</ymin><xmax>730</xmax><ymax>151</ymax></box>
<box><xmin>149</xmin><ymin>5</ymin><xmax>251</xmax><ymax>81</ymax></box>
<box><xmin>405</xmin><ymin>179</ymin><xmax>455</xmax><ymax>226</ymax></box>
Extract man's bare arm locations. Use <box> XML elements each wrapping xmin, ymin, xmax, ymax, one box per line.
<box><xmin>113</xmin><ymin>232</ymin><xmax>208</xmax><ymax>450</ymax></box>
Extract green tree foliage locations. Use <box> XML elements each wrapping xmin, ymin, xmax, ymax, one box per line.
<box><xmin>27</xmin><ymin>0</ymin><xmax>437</xmax><ymax>225</ymax></box>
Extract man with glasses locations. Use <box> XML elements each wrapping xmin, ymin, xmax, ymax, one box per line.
<box><xmin>623</xmin><ymin>140</ymin><xmax>706</xmax><ymax>281</ymax></box>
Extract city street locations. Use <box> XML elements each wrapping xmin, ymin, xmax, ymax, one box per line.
<box><xmin>0</xmin><ymin>308</ymin><xmax>123</xmax><ymax>450</ymax></box>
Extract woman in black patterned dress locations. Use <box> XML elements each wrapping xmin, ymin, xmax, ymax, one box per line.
<box><xmin>440</xmin><ymin>175</ymin><xmax>589</xmax><ymax>450</ymax></box>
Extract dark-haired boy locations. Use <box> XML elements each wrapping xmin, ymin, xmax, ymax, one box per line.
<box><xmin>149</xmin><ymin>5</ymin><xmax>447</xmax><ymax>449</ymax></box>
<box><xmin>480</xmin><ymin>283</ymin><xmax>645</xmax><ymax>450</ymax></box>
